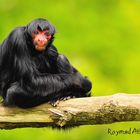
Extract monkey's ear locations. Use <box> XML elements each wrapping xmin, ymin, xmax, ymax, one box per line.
<box><xmin>25</xmin><ymin>25</ymin><xmax>33</xmax><ymax>36</ymax></box>
<box><xmin>53</xmin><ymin>28</ymin><xmax>58</xmax><ymax>34</ymax></box>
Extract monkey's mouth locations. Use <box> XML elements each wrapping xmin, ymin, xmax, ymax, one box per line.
<box><xmin>35</xmin><ymin>44</ymin><xmax>46</xmax><ymax>51</ymax></box>
<box><xmin>34</xmin><ymin>42</ymin><xmax>48</xmax><ymax>51</ymax></box>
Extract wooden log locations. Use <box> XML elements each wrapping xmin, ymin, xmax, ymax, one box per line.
<box><xmin>0</xmin><ymin>93</ymin><xmax>140</xmax><ymax>129</ymax></box>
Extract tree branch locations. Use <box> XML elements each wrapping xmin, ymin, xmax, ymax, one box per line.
<box><xmin>0</xmin><ymin>93</ymin><xmax>140</xmax><ymax>129</ymax></box>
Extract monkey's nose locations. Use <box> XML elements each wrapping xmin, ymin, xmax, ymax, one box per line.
<box><xmin>38</xmin><ymin>38</ymin><xmax>47</xmax><ymax>45</ymax></box>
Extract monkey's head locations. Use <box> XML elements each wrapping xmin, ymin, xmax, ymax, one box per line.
<box><xmin>27</xmin><ymin>18</ymin><xmax>56</xmax><ymax>51</ymax></box>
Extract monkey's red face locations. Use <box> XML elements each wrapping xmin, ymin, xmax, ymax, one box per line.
<box><xmin>32</xmin><ymin>29</ymin><xmax>52</xmax><ymax>51</ymax></box>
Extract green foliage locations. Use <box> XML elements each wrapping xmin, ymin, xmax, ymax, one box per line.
<box><xmin>0</xmin><ymin>0</ymin><xmax>140</xmax><ymax>139</ymax></box>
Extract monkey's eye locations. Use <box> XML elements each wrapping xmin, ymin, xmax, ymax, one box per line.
<box><xmin>33</xmin><ymin>31</ymin><xmax>39</xmax><ymax>35</ymax></box>
<box><xmin>45</xmin><ymin>32</ymin><xmax>50</xmax><ymax>36</ymax></box>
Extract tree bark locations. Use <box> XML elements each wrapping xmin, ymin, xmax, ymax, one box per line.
<box><xmin>0</xmin><ymin>93</ymin><xmax>140</xmax><ymax>129</ymax></box>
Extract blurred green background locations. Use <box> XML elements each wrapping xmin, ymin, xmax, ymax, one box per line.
<box><xmin>0</xmin><ymin>0</ymin><xmax>140</xmax><ymax>140</ymax></box>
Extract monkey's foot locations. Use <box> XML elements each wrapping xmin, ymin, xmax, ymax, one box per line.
<box><xmin>48</xmin><ymin>96</ymin><xmax>76</xmax><ymax>107</ymax></box>
<box><xmin>48</xmin><ymin>100</ymin><xmax>60</xmax><ymax>107</ymax></box>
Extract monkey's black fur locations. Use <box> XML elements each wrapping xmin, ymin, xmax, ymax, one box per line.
<box><xmin>0</xmin><ymin>18</ymin><xmax>92</xmax><ymax>108</ymax></box>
